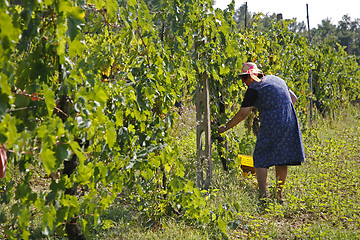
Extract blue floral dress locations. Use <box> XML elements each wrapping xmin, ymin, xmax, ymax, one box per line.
<box><xmin>242</xmin><ymin>75</ymin><xmax>305</xmax><ymax>168</ymax></box>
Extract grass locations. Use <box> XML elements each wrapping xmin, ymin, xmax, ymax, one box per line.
<box><xmin>1</xmin><ymin>105</ymin><xmax>360</xmax><ymax>239</ymax></box>
<box><xmin>95</xmin><ymin>105</ymin><xmax>360</xmax><ymax>239</ymax></box>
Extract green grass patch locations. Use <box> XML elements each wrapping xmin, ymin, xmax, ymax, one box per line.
<box><xmin>94</xmin><ymin>106</ymin><xmax>360</xmax><ymax>239</ymax></box>
<box><xmin>1</xmin><ymin>105</ymin><xmax>359</xmax><ymax>239</ymax></box>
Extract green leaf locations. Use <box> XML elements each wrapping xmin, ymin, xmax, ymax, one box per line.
<box><xmin>128</xmin><ymin>0</ymin><xmax>137</xmax><ymax>7</ymax></box>
<box><xmin>93</xmin><ymin>0</ymin><xmax>106</xmax><ymax>9</ymax></box>
<box><xmin>42</xmin><ymin>205</ymin><xmax>56</xmax><ymax>235</ymax></box>
<box><xmin>69</xmin><ymin>139</ymin><xmax>86</xmax><ymax>165</ymax></box>
<box><xmin>102</xmin><ymin>219</ymin><xmax>114</xmax><ymax>230</ymax></box>
<box><xmin>41</xmin><ymin>144</ymin><xmax>56</xmax><ymax>175</ymax></box>
<box><xmin>69</xmin><ymin>195</ymin><xmax>79</xmax><ymax>207</ymax></box>
<box><xmin>43</xmin><ymin>85</ymin><xmax>55</xmax><ymax>116</ymax></box>
<box><xmin>217</xmin><ymin>216</ymin><xmax>227</xmax><ymax>233</ymax></box>
<box><xmin>0</xmin><ymin>93</ymin><xmax>9</xmax><ymax>119</ymax></box>
<box><xmin>54</xmin><ymin>143</ymin><xmax>70</xmax><ymax>167</ymax></box>
<box><xmin>67</xmin><ymin>15</ymin><xmax>83</xmax><ymax>41</ymax></box>
<box><xmin>68</xmin><ymin>38</ymin><xmax>85</xmax><ymax>58</ymax></box>
<box><xmin>15</xmin><ymin>182</ymin><xmax>31</xmax><ymax>200</ymax></box>
<box><xmin>56</xmin><ymin>207</ymin><xmax>68</xmax><ymax>224</ymax></box>
<box><xmin>59</xmin><ymin>0</ymin><xmax>73</xmax><ymax>13</ymax></box>
<box><xmin>106</xmin><ymin>124</ymin><xmax>116</xmax><ymax>148</ymax></box>
<box><xmin>77</xmin><ymin>163</ymin><xmax>94</xmax><ymax>184</ymax></box>
<box><xmin>44</xmin><ymin>0</ymin><xmax>53</xmax><ymax>6</ymax></box>
<box><xmin>0</xmin><ymin>73</ymin><xmax>11</xmax><ymax>94</ymax></box>
<box><xmin>0</xmin><ymin>12</ymin><xmax>21</xmax><ymax>43</ymax></box>
<box><xmin>95</xmin><ymin>87</ymin><xmax>108</xmax><ymax>104</ymax></box>
<box><xmin>56</xmin><ymin>19</ymin><xmax>66</xmax><ymax>63</ymax></box>
<box><xmin>82</xmin><ymin>218</ymin><xmax>89</xmax><ymax>238</ymax></box>
<box><xmin>0</xmin><ymin>209</ymin><xmax>7</xmax><ymax>224</ymax></box>
<box><xmin>106</xmin><ymin>0</ymin><xmax>119</xmax><ymax>19</ymax></box>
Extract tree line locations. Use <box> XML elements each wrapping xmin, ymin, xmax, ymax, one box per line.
<box><xmin>232</xmin><ymin>2</ymin><xmax>360</xmax><ymax>63</ymax></box>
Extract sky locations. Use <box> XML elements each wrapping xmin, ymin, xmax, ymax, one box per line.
<box><xmin>213</xmin><ymin>0</ymin><xmax>360</xmax><ymax>28</ymax></box>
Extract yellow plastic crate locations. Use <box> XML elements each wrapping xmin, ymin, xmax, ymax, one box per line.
<box><xmin>238</xmin><ymin>154</ymin><xmax>256</xmax><ymax>175</ymax></box>
<box><xmin>238</xmin><ymin>154</ymin><xmax>254</xmax><ymax>167</ymax></box>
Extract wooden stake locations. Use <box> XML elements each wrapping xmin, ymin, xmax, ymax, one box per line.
<box><xmin>306</xmin><ymin>4</ymin><xmax>313</xmax><ymax>123</ymax></box>
<box><xmin>196</xmin><ymin>72</ymin><xmax>212</xmax><ymax>190</ymax></box>
<box><xmin>244</xmin><ymin>2</ymin><xmax>247</xmax><ymax>29</ymax></box>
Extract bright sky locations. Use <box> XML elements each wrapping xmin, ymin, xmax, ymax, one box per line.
<box><xmin>214</xmin><ymin>0</ymin><xmax>360</xmax><ymax>28</ymax></box>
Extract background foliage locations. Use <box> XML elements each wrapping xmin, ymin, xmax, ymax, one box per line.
<box><xmin>0</xmin><ymin>0</ymin><xmax>359</xmax><ymax>239</ymax></box>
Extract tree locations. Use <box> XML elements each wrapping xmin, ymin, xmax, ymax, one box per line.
<box><xmin>233</xmin><ymin>2</ymin><xmax>251</xmax><ymax>29</ymax></box>
<box><xmin>287</xmin><ymin>18</ymin><xmax>306</xmax><ymax>34</ymax></box>
<box><xmin>311</xmin><ymin>18</ymin><xmax>338</xmax><ymax>48</ymax></box>
<box><xmin>337</xmin><ymin>15</ymin><xmax>360</xmax><ymax>61</ymax></box>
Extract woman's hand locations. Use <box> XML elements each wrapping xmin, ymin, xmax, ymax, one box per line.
<box><xmin>218</xmin><ymin>107</ymin><xmax>251</xmax><ymax>134</ymax></box>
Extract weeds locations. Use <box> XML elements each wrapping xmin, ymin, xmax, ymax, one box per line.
<box><xmin>2</xmin><ymin>106</ymin><xmax>359</xmax><ymax>239</ymax></box>
<box><xmin>93</xmin><ymin>106</ymin><xmax>360</xmax><ymax>239</ymax></box>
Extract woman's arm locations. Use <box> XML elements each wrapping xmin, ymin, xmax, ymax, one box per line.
<box><xmin>289</xmin><ymin>89</ymin><xmax>297</xmax><ymax>105</ymax></box>
<box><xmin>218</xmin><ymin>107</ymin><xmax>251</xmax><ymax>134</ymax></box>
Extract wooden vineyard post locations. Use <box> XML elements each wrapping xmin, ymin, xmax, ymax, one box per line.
<box><xmin>196</xmin><ymin>72</ymin><xmax>212</xmax><ymax>190</ymax></box>
<box><xmin>306</xmin><ymin>4</ymin><xmax>314</xmax><ymax>124</ymax></box>
<box><xmin>244</xmin><ymin>2</ymin><xmax>248</xmax><ymax>29</ymax></box>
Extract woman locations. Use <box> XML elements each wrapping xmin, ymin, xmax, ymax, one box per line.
<box><xmin>218</xmin><ymin>62</ymin><xmax>305</xmax><ymax>200</ymax></box>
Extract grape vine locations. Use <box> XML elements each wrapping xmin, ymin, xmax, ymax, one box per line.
<box><xmin>0</xmin><ymin>0</ymin><xmax>359</xmax><ymax>239</ymax></box>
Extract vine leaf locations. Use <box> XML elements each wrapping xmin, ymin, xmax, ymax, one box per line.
<box><xmin>40</xmin><ymin>144</ymin><xmax>56</xmax><ymax>175</ymax></box>
<box><xmin>69</xmin><ymin>139</ymin><xmax>86</xmax><ymax>165</ymax></box>
<box><xmin>106</xmin><ymin>0</ymin><xmax>119</xmax><ymax>19</ymax></box>
<box><xmin>128</xmin><ymin>0</ymin><xmax>137</xmax><ymax>7</ymax></box>
<box><xmin>67</xmin><ymin>15</ymin><xmax>83</xmax><ymax>41</ymax></box>
<box><xmin>44</xmin><ymin>85</ymin><xmax>55</xmax><ymax>116</ymax></box>
<box><xmin>106</xmin><ymin>123</ymin><xmax>116</xmax><ymax>148</ymax></box>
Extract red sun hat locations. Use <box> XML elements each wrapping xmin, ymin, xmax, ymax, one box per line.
<box><xmin>239</xmin><ymin>62</ymin><xmax>263</xmax><ymax>82</ymax></box>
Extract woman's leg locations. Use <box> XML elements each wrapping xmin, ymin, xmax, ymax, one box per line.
<box><xmin>255</xmin><ymin>168</ymin><xmax>268</xmax><ymax>198</ymax></box>
<box><xmin>275</xmin><ymin>165</ymin><xmax>288</xmax><ymax>200</ymax></box>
